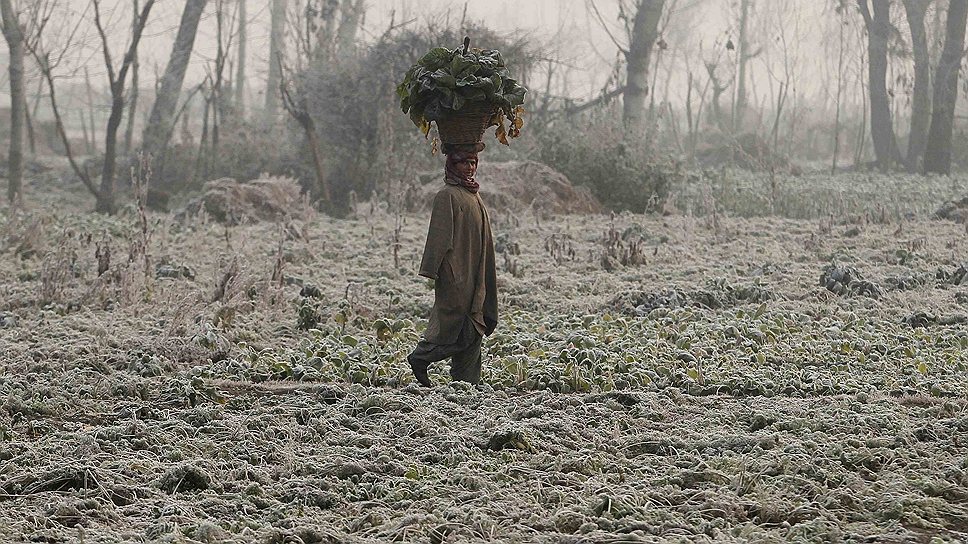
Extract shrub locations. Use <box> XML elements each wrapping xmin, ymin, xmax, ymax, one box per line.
<box><xmin>151</xmin><ymin>117</ymin><xmax>301</xmax><ymax>196</ymax></box>
<box><xmin>534</xmin><ymin>105</ymin><xmax>679</xmax><ymax>213</ymax></box>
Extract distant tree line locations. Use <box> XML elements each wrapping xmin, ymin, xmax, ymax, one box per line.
<box><xmin>2</xmin><ymin>0</ymin><xmax>968</xmax><ymax>214</ymax></box>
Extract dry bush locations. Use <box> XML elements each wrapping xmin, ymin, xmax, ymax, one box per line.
<box><xmin>39</xmin><ymin>230</ymin><xmax>81</xmax><ymax>305</ymax></box>
<box><xmin>181</xmin><ymin>176</ymin><xmax>312</xmax><ymax>226</ymax></box>
<box><xmin>150</xmin><ymin>118</ymin><xmax>301</xmax><ymax>197</ymax></box>
<box><xmin>1</xmin><ymin>211</ymin><xmax>48</xmax><ymax>259</ymax></box>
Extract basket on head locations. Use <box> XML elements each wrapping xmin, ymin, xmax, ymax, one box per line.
<box><xmin>436</xmin><ymin>102</ymin><xmax>498</xmax><ymax>145</ymax></box>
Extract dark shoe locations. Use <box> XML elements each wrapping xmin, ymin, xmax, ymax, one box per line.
<box><xmin>409</xmin><ymin>359</ymin><xmax>432</xmax><ymax>387</ymax></box>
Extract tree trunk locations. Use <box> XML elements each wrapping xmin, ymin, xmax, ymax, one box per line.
<box><xmin>124</xmin><ymin>0</ymin><xmax>141</xmax><ymax>156</ymax></box>
<box><xmin>194</xmin><ymin>90</ymin><xmax>212</xmax><ymax>183</ymax></box>
<box><xmin>79</xmin><ymin>111</ymin><xmax>91</xmax><ymax>154</ymax></box>
<box><xmin>903</xmin><ymin>0</ymin><xmax>931</xmax><ymax>172</ymax></box>
<box><xmin>623</xmin><ymin>0</ymin><xmax>665</xmax><ymax>130</ymax></box>
<box><xmin>212</xmin><ymin>1</ymin><xmax>226</xmax><ymax>158</ymax></box>
<box><xmin>858</xmin><ymin>0</ymin><xmax>901</xmax><ymax>171</ymax></box>
<box><xmin>924</xmin><ymin>0</ymin><xmax>968</xmax><ymax>175</ymax></box>
<box><xmin>96</xmin><ymin>82</ymin><xmax>126</xmax><ymax>213</ymax></box>
<box><xmin>303</xmin><ymin>118</ymin><xmax>329</xmax><ymax>203</ymax></box>
<box><xmin>25</xmin><ymin>99</ymin><xmax>35</xmax><ymax>156</ymax></box>
<box><xmin>704</xmin><ymin>62</ymin><xmax>730</xmax><ymax>133</ymax></box>
<box><xmin>336</xmin><ymin>0</ymin><xmax>364</xmax><ymax>54</ymax></box>
<box><xmin>733</xmin><ymin>0</ymin><xmax>752</xmax><ymax>132</ymax></box>
<box><xmin>85</xmin><ymin>67</ymin><xmax>97</xmax><ymax>152</ymax></box>
<box><xmin>280</xmin><ymin>81</ymin><xmax>329</xmax><ymax>202</ymax></box>
<box><xmin>931</xmin><ymin>1</ymin><xmax>944</xmax><ymax>67</ymax></box>
<box><xmin>266</xmin><ymin>0</ymin><xmax>287</xmax><ymax>116</ymax></box>
<box><xmin>124</xmin><ymin>58</ymin><xmax>139</xmax><ymax>155</ymax></box>
<box><xmin>95</xmin><ymin>0</ymin><xmax>156</xmax><ymax>215</ymax></box>
<box><xmin>311</xmin><ymin>0</ymin><xmax>338</xmax><ymax>63</ymax></box>
<box><xmin>832</xmin><ymin>3</ymin><xmax>847</xmax><ymax>174</ymax></box>
<box><xmin>141</xmin><ymin>0</ymin><xmax>207</xmax><ymax>163</ymax></box>
<box><xmin>1</xmin><ymin>0</ymin><xmax>25</xmax><ymax>205</ymax></box>
<box><xmin>854</xmin><ymin>56</ymin><xmax>869</xmax><ymax>168</ymax></box>
<box><xmin>686</xmin><ymin>72</ymin><xmax>695</xmax><ymax>156</ymax></box>
<box><xmin>234</xmin><ymin>0</ymin><xmax>246</xmax><ymax>112</ymax></box>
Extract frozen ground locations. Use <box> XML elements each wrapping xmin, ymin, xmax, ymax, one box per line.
<box><xmin>1</xmin><ymin>172</ymin><xmax>967</xmax><ymax>543</ymax></box>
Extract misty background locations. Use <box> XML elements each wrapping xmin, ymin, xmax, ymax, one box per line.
<box><xmin>1</xmin><ymin>0</ymin><xmax>967</xmax><ymax>216</ymax></box>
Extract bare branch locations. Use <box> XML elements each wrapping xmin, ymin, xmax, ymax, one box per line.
<box><xmin>115</xmin><ymin>0</ymin><xmax>155</xmax><ymax>90</ymax></box>
<box><xmin>565</xmin><ymin>85</ymin><xmax>628</xmax><ymax>115</ymax></box>
<box><xmin>36</xmin><ymin>57</ymin><xmax>98</xmax><ymax>196</ymax></box>
<box><xmin>91</xmin><ymin>0</ymin><xmax>117</xmax><ymax>84</ymax></box>
<box><xmin>587</xmin><ymin>0</ymin><xmax>630</xmax><ymax>56</ymax></box>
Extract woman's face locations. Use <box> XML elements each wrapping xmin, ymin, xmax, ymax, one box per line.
<box><xmin>454</xmin><ymin>156</ymin><xmax>478</xmax><ymax>178</ymax></box>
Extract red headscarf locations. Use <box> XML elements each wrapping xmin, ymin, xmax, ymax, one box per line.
<box><xmin>444</xmin><ymin>151</ymin><xmax>480</xmax><ymax>193</ymax></box>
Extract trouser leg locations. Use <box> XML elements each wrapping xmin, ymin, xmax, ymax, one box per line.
<box><xmin>408</xmin><ymin>318</ymin><xmax>483</xmax><ymax>384</ymax></box>
<box><xmin>450</xmin><ymin>327</ymin><xmax>482</xmax><ymax>384</ymax></box>
<box><xmin>408</xmin><ymin>331</ymin><xmax>467</xmax><ymax>367</ymax></box>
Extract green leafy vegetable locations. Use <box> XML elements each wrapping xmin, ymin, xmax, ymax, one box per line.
<box><xmin>397</xmin><ymin>44</ymin><xmax>528</xmax><ymax>145</ymax></box>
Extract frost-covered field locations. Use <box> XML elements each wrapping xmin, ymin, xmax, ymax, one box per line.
<box><xmin>1</xmin><ymin>174</ymin><xmax>968</xmax><ymax>543</ymax></box>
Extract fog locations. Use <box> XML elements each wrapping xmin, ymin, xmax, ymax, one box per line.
<box><xmin>4</xmin><ymin>0</ymin><xmax>837</xmax><ymax>105</ymax></box>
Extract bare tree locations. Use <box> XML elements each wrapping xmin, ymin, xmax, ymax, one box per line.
<box><xmin>27</xmin><ymin>0</ymin><xmax>156</xmax><ymax>213</ymax></box>
<box><xmin>91</xmin><ymin>0</ymin><xmax>156</xmax><ymax>214</ymax></box>
<box><xmin>1</xmin><ymin>0</ymin><xmax>26</xmax><ymax>205</ymax></box>
<box><xmin>123</xmin><ymin>0</ymin><xmax>140</xmax><ymax>155</ymax></box>
<box><xmin>84</xmin><ymin>66</ymin><xmax>97</xmax><ymax>152</ymax></box>
<box><xmin>25</xmin><ymin>77</ymin><xmax>43</xmax><ymax>156</ymax></box>
<box><xmin>281</xmin><ymin>77</ymin><xmax>329</xmax><ymax>202</ymax></box>
<box><xmin>924</xmin><ymin>0</ymin><xmax>967</xmax><ymax>174</ymax></box>
<box><xmin>588</xmin><ymin>0</ymin><xmax>667</xmax><ymax>130</ymax></box>
<box><xmin>265</xmin><ymin>0</ymin><xmax>287</xmax><ymax>116</ymax></box>
<box><xmin>276</xmin><ymin>0</ymin><xmax>369</xmax><ymax>205</ymax></box>
<box><xmin>27</xmin><ymin>1</ymin><xmax>104</xmax><ymax>205</ymax></box>
<box><xmin>704</xmin><ymin>59</ymin><xmax>731</xmax><ymax>133</ymax></box>
<box><xmin>335</xmin><ymin>0</ymin><xmax>364</xmax><ymax>53</ymax></box>
<box><xmin>732</xmin><ymin>0</ymin><xmax>762</xmax><ymax>132</ymax></box>
<box><xmin>197</xmin><ymin>0</ymin><xmax>238</xmax><ymax>178</ymax></box>
<box><xmin>902</xmin><ymin>0</ymin><xmax>932</xmax><ymax>172</ymax></box>
<box><xmin>141</xmin><ymin>0</ymin><xmax>207</xmax><ymax>166</ymax></box>
<box><xmin>684</xmin><ymin>67</ymin><xmax>711</xmax><ymax>158</ymax></box>
<box><xmin>624</xmin><ymin>1</ymin><xmax>666</xmax><ymax>129</ymax></box>
<box><xmin>857</xmin><ymin>0</ymin><xmax>901</xmax><ymax>171</ymax></box>
<box><xmin>234</xmin><ymin>0</ymin><xmax>246</xmax><ymax>112</ymax></box>
<box><xmin>831</xmin><ymin>0</ymin><xmax>850</xmax><ymax>174</ymax></box>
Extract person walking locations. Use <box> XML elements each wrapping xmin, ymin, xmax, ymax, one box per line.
<box><xmin>408</xmin><ymin>144</ymin><xmax>498</xmax><ymax>386</ymax></box>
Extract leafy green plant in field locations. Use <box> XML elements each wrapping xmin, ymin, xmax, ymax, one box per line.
<box><xmin>201</xmin><ymin>307</ymin><xmax>968</xmax><ymax>399</ymax></box>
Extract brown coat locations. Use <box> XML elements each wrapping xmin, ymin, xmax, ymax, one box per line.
<box><xmin>418</xmin><ymin>184</ymin><xmax>498</xmax><ymax>345</ymax></box>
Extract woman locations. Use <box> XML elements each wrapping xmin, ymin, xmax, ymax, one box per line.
<box><xmin>408</xmin><ymin>144</ymin><xmax>498</xmax><ymax>386</ymax></box>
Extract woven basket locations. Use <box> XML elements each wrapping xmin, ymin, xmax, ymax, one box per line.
<box><xmin>436</xmin><ymin>102</ymin><xmax>498</xmax><ymax>145</ymax></box>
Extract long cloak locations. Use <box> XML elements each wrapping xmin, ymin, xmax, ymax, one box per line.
<box><xmin>418</xmin><ymin>184</ymin><xmax>498</xmax><ymax>344</ymax></box>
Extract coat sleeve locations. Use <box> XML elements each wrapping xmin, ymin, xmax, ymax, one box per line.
<box><xmin>418</xmin><ymin>191</ymin><xmax>454</xmax><ymax>279</ymax></box>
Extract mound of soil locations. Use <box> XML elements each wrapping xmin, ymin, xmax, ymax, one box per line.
<box><xmin>935</xmin><ymin>196</ymin><xmax>968</xmax><ymax>223</ymax></box>
<box><xmin>415</xmin><ymin>160</ymin><xmax>602</xmax><ymax>215</ymax></box>
<box><xmin>180</xmin><ymin>176</ymin><xmax>309</xmax><ymax>225</ymax></box>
